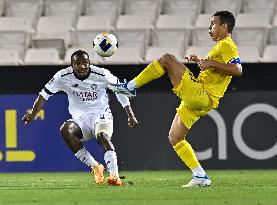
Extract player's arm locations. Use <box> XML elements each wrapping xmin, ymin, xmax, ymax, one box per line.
<box><xmin>115</xmin><ymin>93</ymin><xmax>138</xmax><ymax>128</ymax></box>
<box><xmin>23</xmin><ymin>72</ymin><xmax>62</xmax><ymax>125</ymax></box>
<box><xmin>22</xmin><ymin>95</ymin><xmax>46</xmax><ymax>124</ymax></box>
<box><xmin>198</xmin><ymin>41</ymin><xmax>243</xmax><ymax>77</ymax></box>
<box><xmin>124</xmin><ymin>105</ymin><xmax>138</xmax><ymax>128</ymax></box>
<box><xmin>103</xmin><ymin>68</ymin><xmax>138</xmax><ymax>127</ymax></box>
<box><xmin>198</xmin><ymin>59</ymin><xmax>242</xmax><ymax>77</ymax></box>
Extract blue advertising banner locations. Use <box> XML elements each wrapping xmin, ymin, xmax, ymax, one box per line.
<box><xmin>0</xmin><ymin>95</ymin><xmax>104</xmax><ymax>172</ymax></box>
<box><xmin>1</xmin><ymin>92</ymin><xmax>277</xmax><ymax>172</ymax></box>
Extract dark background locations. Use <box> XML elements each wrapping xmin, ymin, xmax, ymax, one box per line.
<box><xmin>1</xmin><ymin>63</ymin><xmax>277</xmax><ymax>94</ymax></box>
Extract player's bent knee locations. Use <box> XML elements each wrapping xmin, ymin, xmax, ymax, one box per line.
<box><xmin>158</xmin><ymin>53</ymin><xmax>176</xmax><ymax>69</ymax></box>
<box><xmin>161</xmin><ymin>53</ymin><xmax>175</xmax><ymax>62</ymax></box>
<box><xmin>168</xmin><ymin>130</ymin><xmax>186</xmax><ymax>146</ymax></box>
<box><xmin>59</xmin><ymin>122</ymin><xmax>71</xmax><ymax>136</ymax></box>
<box><xmin>97</xmin><ymin>132</ymin><xmax>114</xmax><ymax>151</ymax></box>
<box><xmin>60</xmin><ymin>121</ymin><xmax>81</xmax><ymax>138</ymax></box>
<box><xmin>168</xmin><ymin>135</ymin><xmax>178</xmax><ymax>146</ymax></box>
<box><xmin>159</xmin><ymin>53</ymin><xmax>168</xmax><ymax>63</ymax></box>
<box><xmin>168</xmin><ymin>131</ymin><xmax>176</xmax><ymax>145</ymax></box>
<box><xmin>97</xmin><ymin>132</ymin><xmax>109</xmax><ymax>142</ymax></box>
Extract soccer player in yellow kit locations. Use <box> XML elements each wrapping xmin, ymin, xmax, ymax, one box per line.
<box><xmin>109</xmin><ymin>11</ymin><xmax>242</xmax><ymax>187</ymax></box>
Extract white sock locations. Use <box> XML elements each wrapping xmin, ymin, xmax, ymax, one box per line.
<box><xmin>75</xmin><ymin>147</ymin><xmax>98</xmax><ymax>168</ymax></box>
<box><xmin>104</xmin><ymin>150</ymin><xmax>119</xmax><ymax>177</ymax></box>
<box><xmin>127</xmin><ymin>79</ymin><xmax>137</xmax><ymax>90</ymax></box>
<box><xmin>192</xmin><ymin>165</ymin><xmax>206</xmax><ymax>177</ymax></box>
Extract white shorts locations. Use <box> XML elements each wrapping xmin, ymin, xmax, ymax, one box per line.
<box><xmin>70</xmin><ymin>108</ymin><xmax>113</xmax><ymax>142</ymax></box>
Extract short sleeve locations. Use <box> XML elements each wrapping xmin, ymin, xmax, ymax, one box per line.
<box><xmin>219</xmin><ymin>41</ymin><xmax>240</xmax><ymax>64</ymax></box>
<box><xmin>39</xmin><ymin>72</ymin><xmax>62</xmax><ymax>100</ymax></box>
<box><xmin>103</xmin><ymin>69</ymin><xmax>119</xmax><ymax>84</ymax></box>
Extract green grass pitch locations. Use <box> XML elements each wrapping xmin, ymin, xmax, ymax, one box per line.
<box><xmin>0</xmin><ymin>170</ymin><xmax>276</xmax><ymax>205</ymax></box>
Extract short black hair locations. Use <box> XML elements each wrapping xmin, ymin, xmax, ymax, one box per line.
<box><xmin>71</xmin><ymin>50</ymin><xmax>89</xmax><ymax>62</ymax></box>
<box><xmin>213</xmin><ymin>11</ymin><xmax>235</xmax><ymax>33</ymax></box>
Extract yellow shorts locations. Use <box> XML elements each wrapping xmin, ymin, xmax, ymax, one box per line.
<box><xmin>172</xmin><ymin>69</ymin><xmax>212</xmax><ymax>129</ymax></box>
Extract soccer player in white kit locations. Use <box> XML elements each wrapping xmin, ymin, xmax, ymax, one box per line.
<box><xmin>22</xmin><ymin>50</ymin><xmax>138</xmax><ymax>186</ymax></box>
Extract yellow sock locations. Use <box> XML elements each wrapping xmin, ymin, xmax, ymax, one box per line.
<box><xmin>173</xmin><ymin>140</ymin><xmax>200</xmax><ymax>170</ymax></box>
<box><xmin>134</xmin><ymin>60</ymin><xmax>165</xmax><ymax>87</ymax></box>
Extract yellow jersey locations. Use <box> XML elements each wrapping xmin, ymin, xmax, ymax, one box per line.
<box><xmin>198</xmin><ymin>36</ymin><xmax>240</xmax><ymax>108</ymax></box>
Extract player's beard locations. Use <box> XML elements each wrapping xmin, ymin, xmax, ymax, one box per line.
<box><xmin>73</xmin><ymin>68</ymin><xmax>90</xmax><ymax>80</ymax></box>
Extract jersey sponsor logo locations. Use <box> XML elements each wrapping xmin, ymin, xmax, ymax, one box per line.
<box><xmin>73</xmin><ymin>91</ymin><xmax>97</xmax><ymax>101</ymax></box>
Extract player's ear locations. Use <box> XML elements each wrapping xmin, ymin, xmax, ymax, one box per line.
<box><xmin>223</xmin><ymin>22</ymin><xmax>228</xmax><ymax>30</ymax></box>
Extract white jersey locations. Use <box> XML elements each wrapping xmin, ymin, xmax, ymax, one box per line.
<box><xmin>39</xmin><ymin>65</ymin><xmax>130</xmax><ymax>119</ymax></box>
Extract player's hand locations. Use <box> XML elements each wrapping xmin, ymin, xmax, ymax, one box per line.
<box><xmin>22</xmin><ymin>113</ymin><xmax>35</xmax><ymax>125</ymax></box>
<box><xmin>197</xmin><ymin>59</ymin><xmax>212</xmax><ymax>71</ymax></box>
<box><xmin>184</xmin><ymin>54</ymin><xmax>201</xmax><ymax>63</ymax></box>
<box><xmin>128</xmin><ymin>115</ymin><xmax>138</xmax><ymax>128</ymax></box>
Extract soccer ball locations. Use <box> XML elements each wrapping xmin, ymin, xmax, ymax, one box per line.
<box><xmin>93</xmin><ymin>32</ymin><xmax>118</xmax><ymax>57</ymax></box>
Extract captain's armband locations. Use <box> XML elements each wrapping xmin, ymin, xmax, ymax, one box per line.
<box><xmin>228</xmin><ymin>58</ymin><xmax>241</xmax><ymax>64</ymax></box>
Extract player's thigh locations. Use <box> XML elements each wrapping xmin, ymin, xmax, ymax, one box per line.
<box><xmin>60</xmin><ymin>121</ymin><xmax>83</xmax><ymax>139</ymax></box>
<box><xmin>159</xmin><ymin>53</ymin><xmax>187</xmax><ymax>88</ymax></box>
<box><xmin>70</xmin><ymin>117</ymin><xmax>93</xmax><ymax>141</ymax></box>
<box><xmin>169</xmin><ymin>113</ymin><xmax>189</xmax><ymax>143</ymax></box>
<box><xmin>176</xmin><ymin>71</ymin><xmax>211</xmax><ymax>110</ymax></box>
<box><xmin>176</xmin><ymin>101</ymin><xmax>209</xmax><ymax>130</ymax></box>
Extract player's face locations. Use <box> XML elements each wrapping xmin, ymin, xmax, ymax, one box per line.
<box><xmin>72</xmin><ymin>54</ymin><xmax>90</xmax><ymax>77</ymax></box>
<box><xmin>208</xmin><ymin>16</ymin><xmax>226</xmax><ymax>41</ymax></box>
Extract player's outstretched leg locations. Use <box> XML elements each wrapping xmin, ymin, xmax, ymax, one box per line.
<box><xmin>108</xmin><ymin>53</ymin><xmax>187</xmax><ymax>98</ymax></box>
<box><xmin>108</xmin><ymin>59</ymin><xmax>165</xmax><ymax>98</ymax></box>
<box><xmin>108</xmin><ymin>80</ymin><xmax>137</xmax><ymax>98</ymax></box>
<box><xmin>97</xmin><ymin>132</ymin><xmax>123</xmax><ymax>186</ymax></box>
<box><xmin>60</xmin><ymin>121</ymin><xmax>105</xmax><ymax>184</ymax></box>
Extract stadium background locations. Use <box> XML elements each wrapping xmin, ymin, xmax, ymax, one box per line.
<box><xmin>0</xmin><ymin>0</ymin><xmax>276</xmax><ymax>172</ymax></box>
<box><xmin>1</xmin><ymin>63</ymin><xmax>276</xmax><ymax>172</ymax></box>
